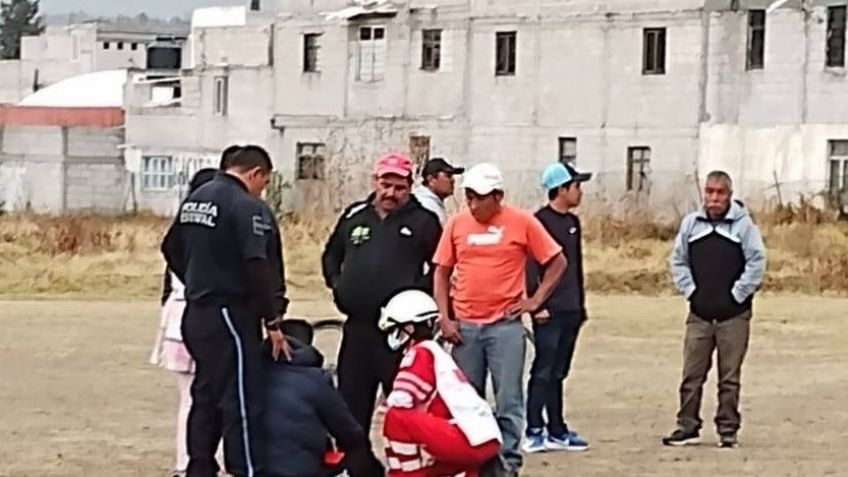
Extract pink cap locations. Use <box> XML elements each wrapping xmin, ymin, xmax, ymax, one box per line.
<box><xmin>374</xmin><ymin>152</ymin><xmax>414</xmax><ymax>178</ymax></box>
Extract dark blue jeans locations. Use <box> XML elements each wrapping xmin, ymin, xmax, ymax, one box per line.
<box><xmin>526</xmin><ymin>311</ymin><xmax>583</xmax><ymax>436</ymax></box>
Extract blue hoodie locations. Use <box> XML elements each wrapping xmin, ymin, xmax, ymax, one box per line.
<box><xmin>670</xmin><ymin>200</ymin><xmax>766</xmax><ymax>320</ymax></box>
<box><xmin>263</xmin><ymin>339</ymin><xmax>369</xmax><ymax>477</ymax></box>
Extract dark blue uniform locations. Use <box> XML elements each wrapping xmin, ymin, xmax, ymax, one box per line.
<box><xmin>162</xmin><ymin>173</ymin><xmax>279</xmax><ymax>477</ymax></box>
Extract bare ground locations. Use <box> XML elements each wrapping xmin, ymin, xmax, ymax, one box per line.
<box><xmin>0</xmin><ymin>295</ymin><xmax>845</xmax><ymax>477</ymax></box>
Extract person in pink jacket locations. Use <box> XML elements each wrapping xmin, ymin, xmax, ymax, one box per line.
<box><xmin>150</xmin><ymin>168</ymin><xmax>229</xmax><ymax>477</ymax></box>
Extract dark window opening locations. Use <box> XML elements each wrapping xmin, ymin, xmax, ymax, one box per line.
<box><xmin>827</xmin><ymin>6</ymin><xmax>846</xmax><ymax>68</ymax></box>
<box><xmin>642</xmin><ymin>28</ymin><xmax>666</xmax><ymax>75</ymax></box>
<box><xmin>421</xmin><ymin>29</ymin><xmax>442</xmax><ymax>71</ymax></box>
<box><xmin>304</xmin><ymin>33</ymin><xmax>321</xmax><ymax>72</ymax></box>
<box><xmin>495</xmin><ymin>31</ymin><xmax>517</xmax><ymax>76</ymax></box>
<box><xmin>747</xmin><ymin>10</ymin><xmax>766</xmax><ymax>70</ymax></box>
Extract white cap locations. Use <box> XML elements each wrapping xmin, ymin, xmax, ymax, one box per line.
<box><xmin>461</xmin><ymin>163</ymin><xmax>504</xmax><ymax>195</ymax></box>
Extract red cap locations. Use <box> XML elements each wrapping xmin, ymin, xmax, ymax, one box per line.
<box><xmin>374</xmin><ymin>152</ymin><xmax>414</xmax><ymax>178</ymax></box>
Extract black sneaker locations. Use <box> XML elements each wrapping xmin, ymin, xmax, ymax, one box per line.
<box><xmin>662</xmin><ymin>428</ymin><xmax>701</xmax><ymax>446</ymax></box>
<box><xmin>718</xmin><ymin>433</ymin><xmax>738</xmax><ymax>448</ymax></box>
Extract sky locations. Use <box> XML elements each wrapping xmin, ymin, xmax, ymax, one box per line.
<box><xmin>40</xmin><ymin>0</ymin><xmax>242</xmax><ymax>18</ymax></box>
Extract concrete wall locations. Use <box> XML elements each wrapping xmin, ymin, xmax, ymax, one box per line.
<box><xmin>0</xmin><ymin>61</ymin><xmax>25</xmax><ymax>104</ymax></box>
<box><xmin>0</xmin><ymin>125</ymin><xmax>126</xmax><ymax>213</ymax></box>
<box><xmin>698</xmin><ymin>123</ymin><xmax>848</xmax><ymax>206</ymax></box>
<box><xmin>193</xmin><ymin>25</ymin><xmax>273</xmax><ymax>68</ymax></box>
<box><xmin>125</xmin><ymin>66</ymin><xmax>282</xmax><ymax>215</ymax></box>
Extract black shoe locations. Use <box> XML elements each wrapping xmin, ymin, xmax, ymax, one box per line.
<box><xmin>662</xmin><ymin>428</ymin><xmax>701</xmax><ymax>446</ymax></box>
<box><xmin>718</xmin><ymin>433</ymin><xmax>738</xmax><ymax>448</ymax></box>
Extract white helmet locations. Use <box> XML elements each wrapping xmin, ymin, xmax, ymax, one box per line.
<box><xmin>378</xmin><ymin>290</ymin><xmax>440</xmax><ymax>350</ymax></box>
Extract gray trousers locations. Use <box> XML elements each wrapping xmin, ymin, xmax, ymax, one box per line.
<box><xmin>452</xmin><ymin>319</ymin><xmax>526</xmax><ymax>472</ymax></box>
<box><xmin>677</xmin><ymin>311</ymin><xmax>751</xmax><ymax>436</ymax></box>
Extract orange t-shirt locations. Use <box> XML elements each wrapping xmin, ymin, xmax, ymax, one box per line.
<box><xmin>433</xmin><ymin>205</ymin><xmax>562</xmax><ymax>323</ymax></box>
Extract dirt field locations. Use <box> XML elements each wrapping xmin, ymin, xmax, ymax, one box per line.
<box><xmin>0</xmin><ymin>295</ymin><xmax>845</xmax><ymax>477</ymax></box>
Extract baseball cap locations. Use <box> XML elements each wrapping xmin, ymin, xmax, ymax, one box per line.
<box><xmin>541</xmin><ymin>162</ymin><xmax>593</xmax><ymax>190</ymax></box>
<box><xmin>462</xmin><ymin>163</ymin><xmax>504</xmax><ymax>195</ymax></box>
<box><xmin>374</xmin><ymin>152</ymin><xmax>414</xmax><ymax>178</ymax></box>
<box><xmin>421</xmin><ymin>158</ymin><xmax>465</xmax><ymax>178</ymax></box>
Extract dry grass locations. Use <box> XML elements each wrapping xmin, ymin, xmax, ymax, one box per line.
<box><xmin>1</xmin><ymin>202</ymin><xmax>847</xmax><ymax>299</ymax></box>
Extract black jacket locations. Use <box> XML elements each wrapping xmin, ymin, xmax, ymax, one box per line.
<box><xmin>263</xmin><ymin>339</ymin><xmax>371</xmax><ymax>477</ymax></box>
<box><xmin>160</xmin><ymin>174</ymin><xmax>277</xmax><ymax>320</ymax></box>
<box><xmin>321</xmin><ymin>195</ymin><xmax>442</xmax><ymax>321</ymax></box>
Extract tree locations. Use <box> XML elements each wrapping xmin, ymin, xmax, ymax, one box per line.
<box><xmin>0</xmin><ymin>0</ymin><xmax>43</xmax><ymax>59</ymax></box>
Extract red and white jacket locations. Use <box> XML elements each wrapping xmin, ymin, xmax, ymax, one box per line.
<box><xmin>387</xmin><ymin>340</ymin><xmax>501</xmax><ymax>446</ymax></box>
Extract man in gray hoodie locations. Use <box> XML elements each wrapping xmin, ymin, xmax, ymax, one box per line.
<box><xmin>663</xmin><ymin>171</ymin><xmax>766</xmax><ymax>449</ymax></box>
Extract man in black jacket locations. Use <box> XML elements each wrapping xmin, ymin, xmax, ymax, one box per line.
<box><xmin>321</xmin><ymin>152</ymin><xmax>442</xmax><ymax>433</ymax></box>
<box><xmin>220</xmin><ymin>145</ymin><xmax>289</xmax><ymax>317</ymax></box>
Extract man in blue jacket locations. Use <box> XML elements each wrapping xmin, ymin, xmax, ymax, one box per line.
<box><xmin>264</xmin><ymin>320</ymin><xmax>384</xmax><ymax>477</ymax></box>
<box><xmin>664</xmin><ymin>171</ymin><xmax>766</xmax><ymax>449</ymax></box>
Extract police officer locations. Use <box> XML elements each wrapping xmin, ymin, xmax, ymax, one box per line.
<box><xmin>162</xmin><ymin>146</ymin><xmax>288</xmax><ymax>477</ymax></box>
<box><xmin>220</xmin><ymin>145</ymin><xmax>289</xmax><ymax>318</ymax></box>
<box><xmin>321</xmin><ymin>152</ymin><xmax>442</xmax><ymax>434</ymax></box>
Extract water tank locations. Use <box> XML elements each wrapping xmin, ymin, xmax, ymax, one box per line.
<box><xmin>146</xmin><ymin>39</ymin><xmax>183</xmax><ymax>69</ymax></box>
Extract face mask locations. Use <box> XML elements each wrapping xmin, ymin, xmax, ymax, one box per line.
<box><xmin>386</xmin><ymin>329</ymin><xmax>410</xmax><ymax>351</ymax></box>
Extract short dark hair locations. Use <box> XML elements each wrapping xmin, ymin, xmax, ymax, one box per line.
<box><xmin>220</xmin><ymin>145</ymin><xmax>242</xmax><ymax>169</ymax></box>
<box><xmin>547</xmin><ymin>187</ymin><xmax>560</xmax><ymax>201</ymax></box>
<box><xmin>226</xmin><ymin>145</ymin><xmax>273</xmax><ymax>173</ymax></box>
<box><xmin>280</xmin><ymin>319</ymin><xmax>314</xmax><ymax>345</ymax></box>
<box><xmin>189</xmin><ymin>168</ymin><xmax>218</xmax><ymax>194</ymax></box>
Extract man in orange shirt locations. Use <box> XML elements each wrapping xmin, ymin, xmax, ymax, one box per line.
<box><xmin>432</xmin><ymin>163</ymin><xmax>567</xmax><ymax>476</ymax></box>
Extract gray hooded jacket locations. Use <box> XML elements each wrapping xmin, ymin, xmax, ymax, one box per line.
<box><xmin>670</xmin><ymin>201</ymin><xmax>766</xmax><ymax>319</ymax></box>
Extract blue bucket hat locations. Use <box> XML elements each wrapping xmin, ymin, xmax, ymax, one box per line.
<box><xmin>541</xmin><ymin>163</ymin><xmax>593</xmax><ymax>190</ymax></box>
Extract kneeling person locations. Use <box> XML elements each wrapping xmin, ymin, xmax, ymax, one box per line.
<box><xmin>379</xmin><ymin>290</ymin><xmax>501</xmax><ymax>477</ymax></box>
<box><xmin>264</xmin><ymin>320</ymin><xmax>384</xmax><ymax>477</ymax></box>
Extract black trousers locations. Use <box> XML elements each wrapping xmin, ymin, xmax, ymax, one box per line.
<box><xmin>337</xmin><ymin>320</ymin><xmax>401</xmax><ymax>433</ymax></box>
<box><xmin>526</xmin><ymin>311</ymin><xmax>583</xmax><ymax>435</ymax></box>
<box><xmin>182</xmin><ymin>301</ymin><xmax>267</xmax><ymax>477</ymax></box>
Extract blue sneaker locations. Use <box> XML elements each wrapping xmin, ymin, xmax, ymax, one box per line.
<box><xmin>522</xmin><ymin>428</ymin><xmax>547</xmax><ymax>453</ymax></box>
<box><xmin>546</xmin><ymin>430</ymin><xmax>590</xmax><ymax>452</ymax></box>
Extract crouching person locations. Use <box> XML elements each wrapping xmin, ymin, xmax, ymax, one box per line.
<box><xmin>264</xmin><ymin>320</ymin><xmax>385</xmax><ymax>477</ymax></box>
<box><xmin>379</xmin><ymin>290</ymin><xmax>502</xmax><ymax>477</ymax></box>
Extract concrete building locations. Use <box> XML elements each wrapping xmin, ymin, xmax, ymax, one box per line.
<box><xmin>0</xmin><ymin>22</ymin><xmax>188</xmax><ymax>104</ymax></box>
<box><xmin>67</xmin><ymin>1</ymin><xmax>848</xmax><ymax>214</ymax></box>
<box><xmin>0</xmin><ymin>71</ymin><xmax>128</xmax><ymax>212</ymax></box>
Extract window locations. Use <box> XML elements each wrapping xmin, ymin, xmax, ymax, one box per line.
<box><xmin>495</xmin><ymin>31</ymin><xmax>517</xmax><ymax>76</ymax></box>
<box><xmin>214</xmin><ymin>76</ymin><xmax>228</xmax><ymax>116</ymax></box>
<box><xmin>421</xmin><ymin>29</ymin><xmax>442</xmax><ymax>71</ymax></box>
<box><xmin>296</xmin><ymin>143</ymin><xmax>327</xmax><ymax>180</ymax></box>
<box><xmin>131</xmin><ymin>43</ymin><xmax>138</xmax><ymax>51</ymax></box>
<box><xmin>141</xmin><ymin>156</ymin><xmax>175</xmax><ymax>190</ymax></box>
<box><xmin>829</xmin><ymin>140</ymin><xmax>848</xmax><ymax>195</ymax></box>
<box><xmin>117</xmin><ymin>42</ymin><xmax>124</xmax><ymax>50</ymax></box>
<box><xmin>627</xmin><ymin>147</ymin><xmax>652</xmax><ymax>192</ymax></box>
<box><xmin>303</xmin><ymin>33</ymin><xmax>321</xmax><ymax>72</ymax></box>
<box><xmin>558</xmin><ymin>137</ymin><xmax>577</xmax><ymax>164</ymax></box>
<box><xmin>827</xmin><ymin>6</ymin><xmax>846</xmax><ymax>68</ymax></box>
<box><xmin>747</xmin><ymin>10</ymin><xmax>766</xmax><ymax>70</ymax></box>
<box><xmin>642</xmin><ymin>28</ymin><xmax>666</xmax><ymax>75</ymax></box>
<box><xmin>103</xmin><ymin>42</ymin><xmax>110</xmax><ymax>50</ymax></box>
<box><xmin>409</xmin><ymin>135</ymin><xmax>431</xmax><ymax>169</ymax></box>
<box><xmin>358</xmin><ymin>26</ymin><xmax>387</xmax><ymax>82</ymax></box>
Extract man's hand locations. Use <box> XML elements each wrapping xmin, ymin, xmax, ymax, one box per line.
<box><xmin>532</xmin><ymin>308</ymin><xmax>551</xmax><ymax>324</ymax></box>
<box><xmin>267</xmin><ymin>329</ymin><xmax>291</xmax><ymax>362</ymax></box>
<box><xmin>438</xmin><ymin>317</ymin><xmax>462</xmax><ymax>345</ymax></box>
<box><xmin>507</xmin><ymin>298</ymin><xmax>541</xmax><ymax>318</ymax></box>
